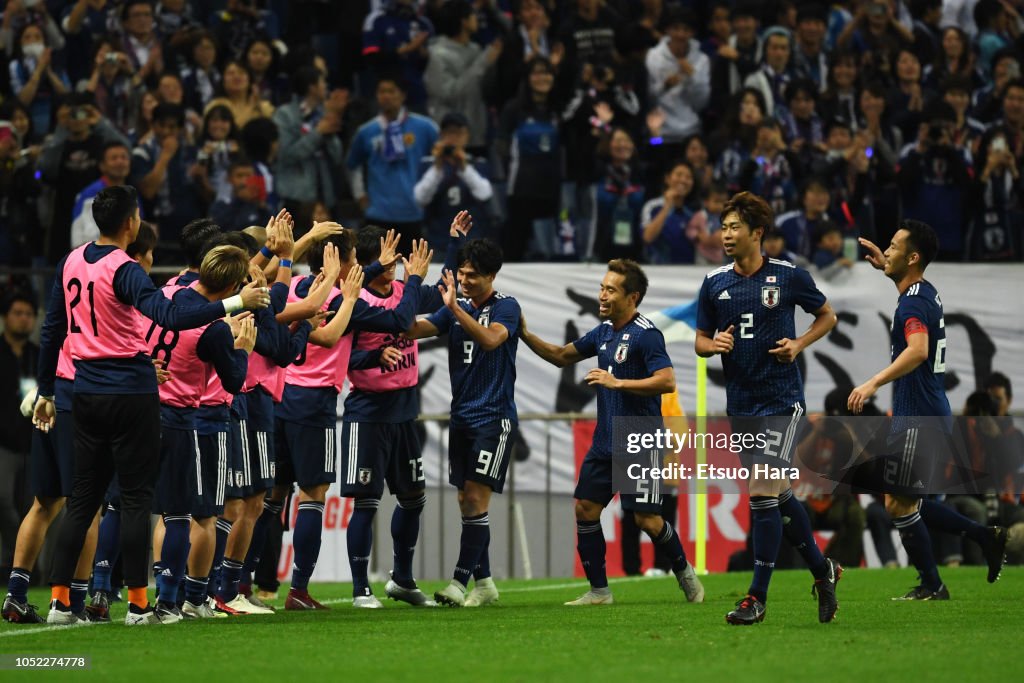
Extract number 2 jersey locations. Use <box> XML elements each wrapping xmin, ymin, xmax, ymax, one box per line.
<box><xmin>696</xmin><ymin>258</ymin><xmax>826</xmax><ymax>416</ymax></box>
<box><xmin>889</xmin><ymin>280</ymin><xmax>951</xmax><ymax>421</ymax></box>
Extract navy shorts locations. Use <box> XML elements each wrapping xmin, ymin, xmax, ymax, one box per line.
<box><xmin>448</xmin><ymin>419</ymin><xmax>515</xmax><ymax>494</ymax></box>
<box><xmin>153</xmin><ymin>426</ymin><xmax>198</xmax><ymax>516</ymax></box>
<box><xmin>575</xmin><ymin>451</ymin><xmax>663</xmax><ymax>514</ymax></box>
<box><xmin>194</xmin><ymin>429</ymin><xmax>229</xmax><ymax>518</ymax></box>
<box><xmin>732</xmin><ymin>403</ymin><xmax>807</xmax><ymax>473</ymax></box>
<box><xmin>277</xmin><ymin>419</ymin><xmax>337</xmax><ymax>488</ymax></box>
<box><xmin>273</xmin><ymin>417</ymin><xmax>295</xmax><ymax>487</ymax></box>
<box><xmin>879</xmin><ymin>427</ymin><xmax>950</xmax><ymax>498</ymax></box>
<box><xmin>30</xmin><ymin>410</ymin><xmax>74</xmax><ymax>498</ymax></box>
<box><xmin>339</xmin><ymin>421</ymin><xmax>425</xmax><ymax>498</ymax></box>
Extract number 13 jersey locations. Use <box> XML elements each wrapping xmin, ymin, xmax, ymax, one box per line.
<box><xmin>697</xmin><ymin>258</ymin><xmax>826</xmax><ymax>417</ymax></box>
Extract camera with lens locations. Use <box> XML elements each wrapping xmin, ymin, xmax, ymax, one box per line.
<box><xmin>441</xmin><ymin>145</ymin><xmax>456</xmax><ymax>158</ymax></box>
<box><xmin>104</xmin><ymin>52</ymin><xmax>120</xmax><ymax>65</ymax></box>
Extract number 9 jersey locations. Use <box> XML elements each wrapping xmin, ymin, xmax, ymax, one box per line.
<box><xmin>890</xmin><ymin>280</ymin><xmax>951</xmax><ymax>420</ymax></box>
<box><xmin>696</xmin><ymin>258</ymin><xmax>826</xmax><ymax>417</ymax></box>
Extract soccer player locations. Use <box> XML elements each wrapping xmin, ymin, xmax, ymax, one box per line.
<box><xmin>519</xmin><ymin>259</ymin><xmax>704</xmax><ymax>606</ymax></box>
<box><xmin>278</xmin><ymin>233</ymin><xmax>432</xmax><ymax>610</ymax></box>
<box><xmin>145</xmin><ymin>244</ymin><xmax>260</xmax><ymax>622</ymax></box>
<box><xmin>405</xmin><ymin>239</ymin><xmax>519</xmax><ymax>608</ymax></box>
<box><xmin>848</xmin><ymin>222</ymin><xmax>1008</xmax><ymax>600</ymax></box>
<box><xmin>339</xmin><ymin>212</ymin><xmax>471</xmax><ymax>608</ymax></box>
<box><xmin>693</xmin><ymin>192</ymin><xmax>840</xmax><ymax>625</ymax></box>
<box><xmin>33</xmin><ymin>185</ymin><xmax>270</xmax><ymax>625</ymax></box>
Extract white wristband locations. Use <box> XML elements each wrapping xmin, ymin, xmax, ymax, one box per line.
<box><xmin>223</xmin><ymin>294</ymin><xmax>244</xmax><ymax>314</ymax></box>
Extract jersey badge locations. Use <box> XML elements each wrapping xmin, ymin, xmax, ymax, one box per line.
<box><xmin>614</xmin><ymin>342</ymin><xmax>629</xmax><ymax>364</ymax></box>
<box><xmin>403</xmin><ymin>132</ymin><xmax>415</xmax><ymax>147</ymax></box>
<box><xmin>766</xmin><ymin>275</ymin><xmax>777</xmax><ymax>283</ymax></box>
<box><xmin>761</xmin><ymin>285</ymin><xmax>780</xmax><ymax>309</ymax></box>
<box><xmin>358</xmin><ymin>468</ymin><xmax>373</xmax><ymax>485</ymax></box>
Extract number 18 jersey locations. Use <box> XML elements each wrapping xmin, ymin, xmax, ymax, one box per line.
<box><xmin>696</xmin><ymin>258</ymin><xmax>826</xmax><ymax>416</ymax></box>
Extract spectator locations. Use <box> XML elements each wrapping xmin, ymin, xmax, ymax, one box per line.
<box><xmin>82</xmin><ymin>36</ymin><xmax>140</xmax><ymax>135</ymax></box>
<box><xmin>348</xmin><ymin>73</ymin><xmax>438</xmax><ymax>255</ymax></box>
<box><xmin>0</xmin><ymin>291</ymin><xmax>38</xmax><ymax>578</ymax></box>
<box><xmin>9</xmin><ymin>22</ymin><xmax>71</xmax><ymax>135</ymax></box>
<box><xmin>859</xmin><ymin>79</ymin><xmax>904</xmax><ymax>166</ymax></box>
<box><xmin>974</xmin><ymin>0</ymin><xmax>1013</xmax><ymax>78</ymax></box>
<box><xmin>640</xmin><ymin>160</ymin><xmax>700</xmax><ymax>264</ymax></box>
<box><xmin>554</xmin><ymin>0</ymin><xmax>620</xmax><ymax>101</ymax></box>
<box><xmin>968</xmin><ymin>132</ymin><xmax>1023</xmax><ymax>260</ymax></box>
<box><xmin>210</xmin><ymin>0</ymin><xmax>280</xmax><ymax>63</ymax></box>
<box><xmin>740</xmin><ymin>119</ymin><xmax>799</xmax><ymax>215</ymax></box>
<box><xmin>819</xmin><ymin>49</ymin><xmax>860</xmax><ymax>126</ymax></box>
<box><xmin>887</xmin><ymin>48</ymin><xmax>932</xmax><ymax>142</ymax></box>
<box><xmin>836</xmin><ymin>0</ymin><xmax>914</xmax><ymax>81</ymax></box>
<box><xmin>127</xmin><ymin>88</ymin><xmax>159</xmax><ymax>145</ymax></box>
<box><xmin>923</xmin><ymin>26</ymin><xmax>983</xmax><ymax>91</ymax></box>
<box><xmin>204</xmin><ymin>59</ymin><xmax>274</xmax><ymax>129</ymax></box>
<box><xmin>413</xmin><ymin>112</ymin><xmax>494</xmax><ymax>247</ymax></box>
<box><xmin>240</xmin><ymin>116</ymin><xmax>280</xmax><ymax>212</ymax></box>
<box><xmin>744</xmin><ymin>26</ymin><xmax>794</xmax><ymax>117</ymax></box>
<box><xmin>762</xmin><ymin>231</ymin><xmax>804</xmax><ymax>264</ymax></box>
<box><xmin>910</xmin><ymin>0</ymin><xmax>943</xmax><ymax>67</ymax></box>
<box><xmin>193</xmin><ymin>104</ymin><xmax>241</xmax><ymax>206</ymax></box>
<box><xmin>645</xmin><ymin>8</ymin><xmax>711</xmax><ymax>158</ymax></box>
<box><xmin>791</xmin><ymin>3</ymin><xmax>829</xmax><ymax>91</ymax></box>
<box><xmin>686</xmin><ymin>182</ymin><xmax>728</xmax><ymax>265</ymax></box>
<box><xmin>777</xmin><ymin>177</ymin><xmax>833</xmax><ymax>258</ymax></box>
<box><xmin>424</xmin><ymin>0</ymin><xmax>503</xmax><ymax>151</ymax></box>
<box><xmin>119</xmin><ymin>0</ymin><xmax>164</xmax><ymax>87</ymax></box>
<box><xmin>361</xmin><ymin>0</ymin><xmax>434</xmax><ymax>112</ymax></box>
<box><xmin>709</xmin><ymin>2</ymin><xmax>762</xmax><ymax>117</ymax></box>
<box><xmin>180</xmin><ymin>30</ymin><xmax>222</xmax><ymax>115</ymax></box>
<box><xmin>897</xmin><ymin>101</ymin><xmax>972</xmax><ymax>260</ymax></box>
<box><xmin>0</xmin><ymin>120</ymin><xmax>41</xmax><ymax>271</ymax></box>
<box><xmin>683</xmin><ymin>134</ymin><xmax>715</xmax><ymax>197</ymax></box>
<box><xmin>810</xmin><ymin>220</ymin><xmax>855</xmax><ymax>280</ymax></box>
<box><xmin>210</xmin><ymin>158</ymin><xmax>268</xmax><ymax>233</ymax></box>
<box><xmin>244</xmin><ymin>36</ymin><xmax>286</xmax><ymax>106</ymax></box>
<box><xmin>0</xmin><ymin>0</ymin><xmax>66</xmax><ymax>58</ymax></box>
<box><xmin>70</xmin><ymin>140</ymin><xmax>133</xmax><ymax>248</ymax></box>
<box><xmin>701</xmin><ymin>2</ymin><xmax>732</xmax><ymax>59</ymax></box>
<box><xmin>713</xmin><ymin>87</ymin><xmax>768</xmax><ymax>191</ymax></box>
<box><xmin>0</xmin><ymin>99</ymin><xmax>39</xmax><ymax>149</ymax></box>
<box><xmin>809</xmin><ymin>118</ymin><xmax>873</xmax><ymax>225</ymax></box>
<box><xmin>490</xmin><ymin>0</ymin><xmax>555</xmax><ymax>111</ymax></box>
<box><xmin>274</xmin><ymin>65</ymin><xmax>347</xmax><ymax>235</ymax></box>
<box><xmin>778</xmin><ymin>78</ymin><xmax>826</xmax><ymax>171</ymax></box>
<box><xmin>496</xmin><ymin>56</ymin><xmax>562</xmax><ymax>262</ymax></box>
<box><xmin>592</xmin><ymin>127</ymin><xmax>645</xmax><ymax>262</ymax></box>
<box><xmin>972</xmin><ymin>48</ymin><xmax>1020</xmax><ymax>124</ymax></box>
<box><xmin>155</xmin><ymin>0</ymin><xmax>202</xmax><ymax>66</ymax></box>
<box><xmin>61</xmin><ymin>0</ymin><xmax>115</xmax><ymax>84</ymax></box>
<box><xmin>130</xmin><ymin>102</ymin><xmax>203</xmax><ymax>250</ymax></box>
<box><xmin>38</xmin><ymin>92</ymin><xmax>130</xmax><ymax>263</ymax></box>
<box><xmin>944</xmin><ymin>75</ymin><xmax>987</xmax><ymax>157</ymax></box>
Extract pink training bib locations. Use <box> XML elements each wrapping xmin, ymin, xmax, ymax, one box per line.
<box><xmin>348</xmin><ymin>280</ymin><xmax>419</xmax><ymax>392</ymax></box>
<box><xmin>283</xmin><ymin>277</ymin><xmax>352</xmax><ymax>393</ymax></box>
<box><xmin>56</xmin><ymin>338</ymin><xmax>75</xmax><ymax>380</ymax></box>
<box><xmin>141</xmin><ymin>283</ymin><xmax>210</xmax><ymax>409</ymax></box>
<box><xmin>62</xmin><ymin>244</ymin><xmax>148</xmax><ymax>362</ymax></box>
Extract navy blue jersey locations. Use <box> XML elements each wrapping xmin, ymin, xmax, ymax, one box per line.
<box><xmin>573</xmin><ymin>314</ymin><xmax>673</xmax><ymax>459</ymax></box>
<box><xmin>426</xmin><ymin>293</ymin><xmax>520</xmax><ymax>428</ymax></box>
<box><xmin>890</xmin><ymin>280</ymin><xmax>951</xmax><ymax>421</ymax></box>
<box><xmin>696</xmin><ymin>258</ymin><xmax>826</xmax><ymax>416</ymax></box>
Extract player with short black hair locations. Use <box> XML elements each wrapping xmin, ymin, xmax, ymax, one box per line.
<box><xmin>405</xmin><ymin>238</ymin><xmax>519</xmax><ymax>607</ymax></box>
<box><xmin>33</xmin><ymin>184</ymin><xmax>270</xmax><ymax>626</ymax></box>
<box><xmin>520</xmin><ymin>259</ymin><xmax>705</xmax><ymax>606</ymax></box>
<box><xmin>695</xmin><ymin>192</ymin><xmax>841</xmax><ymax>625</ymax></box>
<box><xmin>849</xmin><ymin>222</ymin><xmax>1007</xmax><ymax>600</ymax></box>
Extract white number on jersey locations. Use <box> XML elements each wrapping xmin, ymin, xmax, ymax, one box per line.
<box><xmin>463</xmin><ymin>340</ymin><xmax>474</xmax><ymax>364</ymax></box>
<box><xmin>934</xmin><ymin>338</ymin><xmax>947</xmax><ymax>373</ymax></box>
<box><xmin>739</xmin><ymin>312</ymin><xmax>754</xmax><ymax>339</ymax></box>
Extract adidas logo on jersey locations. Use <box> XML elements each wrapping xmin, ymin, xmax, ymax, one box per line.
<box><xmin>718</xmin><ymin>290</ymin><xmax>731</xmax><ymax>300</ymax></box>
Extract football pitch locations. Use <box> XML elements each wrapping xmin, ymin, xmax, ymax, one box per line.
<box><xmin>0</xmin><ymin>567</ymin><xmax>1017</xmax><ymax>681</ymax></box>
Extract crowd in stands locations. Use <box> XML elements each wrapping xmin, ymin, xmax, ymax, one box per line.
<box><xmin>1</xmin><ymin>0</ymin><xmax>1024</xmax><ymax>294</ymax></box>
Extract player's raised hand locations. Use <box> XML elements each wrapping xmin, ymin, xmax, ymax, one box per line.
<box><xmin>380</xmin><ymin>346</ymin><xmax>403</xmax><ymax>369</ymax></box>
<box><xmin>768</xmin><ymin>337</ymin><xmax>803</xmax><ymax>363</ymax></box>
<box><xmin>438</xmin><ymin>269</ymin><xmax>458</xmax><ymax>309</ymax></box>
<box><xmin>449</xmin><ymin>210</ymin><xmax>473</xmax><ymax>238</ymax></box>
<box><xmin>224</xmin><ymin>310</ymin><xmax>253</xmax><ymax>336</ymax></box>
<box><xmin>234</xmin><ymin>317</ymin><xmax>258</xmax><ymax>353</ymax></box>
<box><xmin>858</xmin><ymin>237</ymin><xmax>885</xmax><ymax>269</ymax></box>
<box><xmin>152</xmin><ymin>357</ymin><xmax>171</xmax><ymax>384</ymax></box>
<box><xmin>847</xmin><ymin>380</ymin><xmax>878</xmax><ymax>415</ymax></box>
<box><xmin>32</xmin><ymin>395</ymin><xmax>55</xmax><ymax>433</ymax></box>
<box><xmin>379</xmin><ymin>228</ymin><xmax>402</xmax><ymax>266</ymax></box>
<box><xmin>248</xmin><ymin>263</ymin><xmax>268</xmax><ymax>289</ymax></box>
<box><xmin>584</xmin><ymin>368</ymin><xmax>620</xmax><ymax>389</ymax></box>
<box><xmin>309</xmin><ymin>220</ymin><xmax>344</xmax><ymax>242</ymax></box>
<box><xmin>306</xmin><ymin>309</ymin><xmax>334</xmax><ymax>328</ymax></box>
<box><xmin>322</xmin><ymin>242</ymin><xmax>342</xmax><ymax>283</ymax></box>
<box><xmin>712</xmin><ymin>325</ymin><xmax>735</xmax><ymax>354</ymax></box>
<box><xmin>403</xmin><ymin>239</ymin><xmax>433</xmax><ymax>280</ymax></box>
<box><xmin>272</xmin><ymin>212</ymin><xmax>295</xmax><ymax>258</ymax></box>
<box><xmin>239</xmin><ymin>281</ymin><xmax>271</xmax><ymax>310</ymax></box>
<box><xmin>341</xmin><ymin>262</ymin><xmax>364</xmax><ymax>300</ymax></box>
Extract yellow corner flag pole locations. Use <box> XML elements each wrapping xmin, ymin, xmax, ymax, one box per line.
<box><xmin>695</xmin><ymin>355</ymin><xmax>708</xmax><ymax>575</ymax></box>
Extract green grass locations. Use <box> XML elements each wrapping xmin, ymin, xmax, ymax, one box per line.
<box><xmin>1</xmin><ymin>567</ymin><xmax>1018</xmax><ymax>682</ymax></box>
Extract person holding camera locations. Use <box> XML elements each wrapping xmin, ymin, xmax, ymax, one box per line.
<box><xmin>897</xmin><ymin>101</ymin><xmax>972</xmax><ymax>260</ymax></box>
<box><xmin>413</xmin><ymin>113</ymin><xmax>493</xmax><ymax>249</ymax></box>
<box><xmin>968</xmin><ymin>131</ymin><xmax>1023</xmax><ymax>261</ymax></box>
<box><xmin>82</xmin><ymin>37</ymin><xmax>141</xmax><ymax>134</ymax></box>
